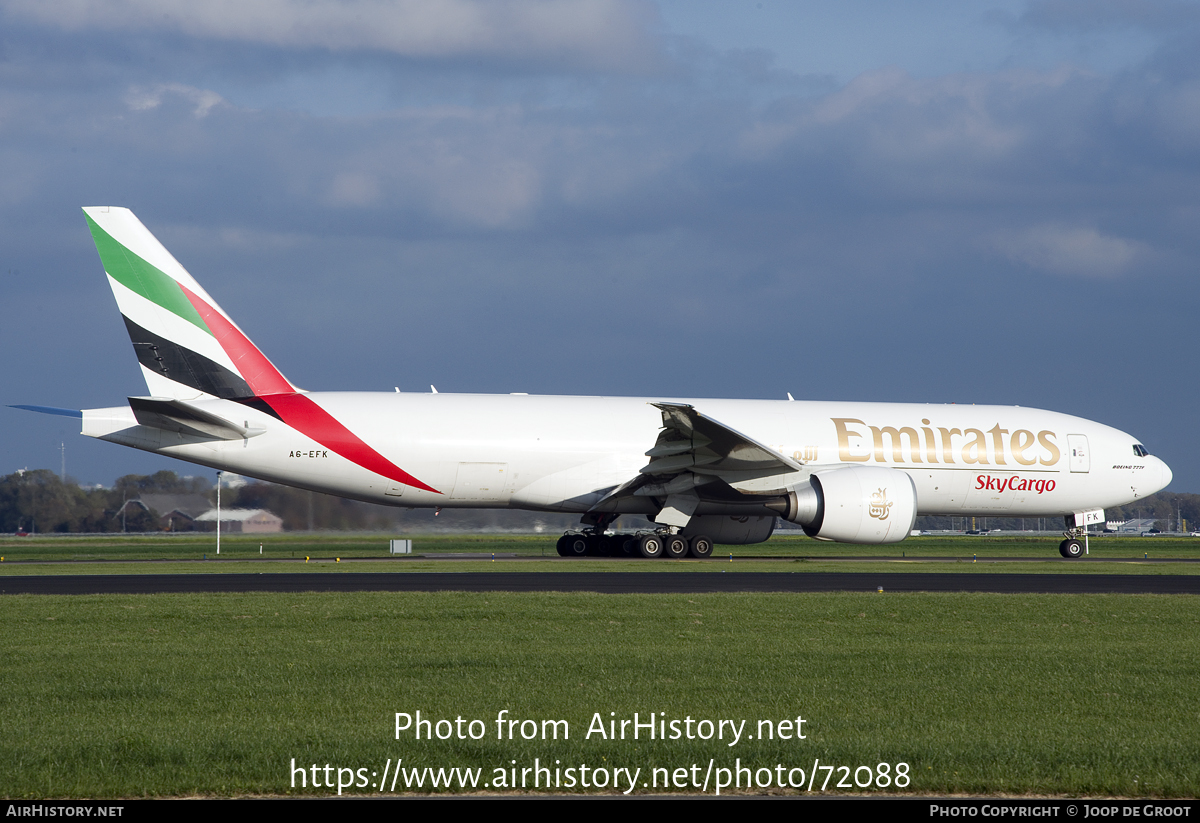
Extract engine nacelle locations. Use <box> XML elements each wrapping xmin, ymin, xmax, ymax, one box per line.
<box><xmin>769</xmin><ymin>466</ymin><xmax>918</xmax><ymax>544</ymax></box>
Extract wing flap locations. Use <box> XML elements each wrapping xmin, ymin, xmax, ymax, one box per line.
<box><xmin>591</xmin><ymin>402</ymin><xmax>805</xmax><ymax>519</ymax></box>
<box><xmin>643</xmin><ymin>402</ymin><xmax>802</xmax><ymax>476</ymax></box>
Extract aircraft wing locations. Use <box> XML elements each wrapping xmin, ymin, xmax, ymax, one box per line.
<box><xmin>643</xmin><ymin>402</ymin><xmax>802</xmax><ymax>477</ymax></box>
<box><xmin>591</xmin><ymin>402</ymin><xmax>805</xmax><ymax>520</ymax></box>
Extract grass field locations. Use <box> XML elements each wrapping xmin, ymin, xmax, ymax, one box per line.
<box><xmin>3</xmin><ymin>532</ymin><xmax>1199</xmax><ymax>561</ymax></box>
<box><xmin>2</xmin><ymin>533</ymin><xmax>1198</xmax><ymax>797</ymax></box>
<box><xmin>1</xmin><ymin>533</ymin><xmax>1197</xmax><ymax>577</ymax></box>
<box><xmin>1</xmin><ymin>590</ymin><xmax>1197</xmax><ymax>797</ymax></box>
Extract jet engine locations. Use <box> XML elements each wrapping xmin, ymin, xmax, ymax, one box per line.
<box><xmin>768</xmin><ymin>466</ymin><xmax>918</xmax><ymax>544</ymax></box>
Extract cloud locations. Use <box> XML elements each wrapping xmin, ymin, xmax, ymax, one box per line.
<box><xmin>328</xmin><ymin>172</ymin><xmax>382</xmax><ymax>207</ymax></box>
<box><xmin>4</xmin><ymin>7</ymin><xmax>1200</xmax><ymax>490</ymax></box>
<box><xmin>742</xmin><ymin>66</ymin><xmax>1078</xmax><ymax>162</ymax></box>
<box><xmin>994</xmin><ymin>224</ymin><xmax>1142</xmax><ymax>277</ymax></box>
<box><xmin>1019</xmin><ymin>0</ymin><xmax>1200</xmax><ymax>33</ymax></box>
<box><xmin>160</xmin><ymin>223</ymin><xmax>307</xmax><ymax>254</ymax></box>
<box><xmin>2</xmin><ymin>0</ymin><xmax>662</xmax><ymax>72</ymax></box>
<box><xmin>811</xmin><ymin>66</ymin><xmax>910</xmax><ymax>125</ymax></box>
<box><xmin>124</xmin><ymin>83</ymin><xmax>226</xmax><ymax>118</ymax></box>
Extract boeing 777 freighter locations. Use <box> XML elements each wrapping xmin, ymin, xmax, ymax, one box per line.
<box><xmin>13</xmin><ymin>208</ymin><xmax>1173</xmax><ymax>558</ymax></box>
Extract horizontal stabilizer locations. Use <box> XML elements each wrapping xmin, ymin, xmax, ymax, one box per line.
<box><xmin>128</xmin><ymin>396</ymin><xmax>265</xmax><ymax>440</ymax></box>
<box><xmin>9</xmin><ymin>405</ymin><xmax>83</xmax><ymax>418</ymax></box>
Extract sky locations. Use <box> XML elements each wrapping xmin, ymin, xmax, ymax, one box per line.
<box><xmin>1</xmin><ymin>0</ymin><xmax>1198</xmax><ymax>492</ymax></box>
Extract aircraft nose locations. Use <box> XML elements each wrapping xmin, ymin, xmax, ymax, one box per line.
<box><xmin>1158</xmin><ymin>457</ymin><xmax>1173</xmax><ymax>491</ymax></box>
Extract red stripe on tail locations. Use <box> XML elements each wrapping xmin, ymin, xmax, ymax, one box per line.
<box><xmin>179</xmin><ymin>284</ymin><xmax>294</xmax><ymax>396</ymax></box>
<box><xmin>179</xmin><ymin>284</ymin><xmax>439</xmax><ymax>494</ymax></box>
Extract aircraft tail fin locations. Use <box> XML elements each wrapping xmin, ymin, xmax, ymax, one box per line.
<box><xmin>83</xmin><ymin>207</ymin><xmax>295</xmax><ymax>401</ymax></box>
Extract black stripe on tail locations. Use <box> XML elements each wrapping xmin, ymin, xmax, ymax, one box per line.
<box><xmin>122</xmin><ymin>316</ymin><xmax>254</xmax><ymax>400</ymax></box>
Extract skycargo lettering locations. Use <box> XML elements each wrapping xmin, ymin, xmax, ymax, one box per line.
<box><xmin>832</xmin><ymin>418</ymin><xmax>1060</xmax><ymax>468</ymax></box>
<box><xmin>976</xmin><ymin>475</ymin><xmax>1056</xmax><ymax>494</ymax></box>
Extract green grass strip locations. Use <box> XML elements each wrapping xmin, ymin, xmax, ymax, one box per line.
<box><xmin>1</xmin><ymin>591</ymin><xmax>1196</xmax><ymax>796</ymax></box>
<box><xmin>2</xmin><ymin>534</ymin><xmax>1199</xmax><ymax>563</ymax></box>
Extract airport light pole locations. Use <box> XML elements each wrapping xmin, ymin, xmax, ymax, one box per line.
<box><xmin>216</xmin><ymin>471</ymin><xmax>222</xmax><ymax>555</ymax></box>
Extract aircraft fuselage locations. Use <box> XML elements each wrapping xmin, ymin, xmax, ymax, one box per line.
<box><xmin>83</xmin><ymin>392</ymin><xmax>1171</xmax><ymax>519</ymax></box>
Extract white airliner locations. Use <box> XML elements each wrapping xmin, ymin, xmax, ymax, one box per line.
<box><xmin>15</xmin><ymin>208</ymin><xmax>1173</xmax><ymax>559</ymax></box>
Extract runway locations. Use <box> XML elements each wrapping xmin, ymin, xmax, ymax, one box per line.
<box><xmin>3</xmin><ymin>571</ymin><xmax>1198</xmax><ymax>595</ymax></box>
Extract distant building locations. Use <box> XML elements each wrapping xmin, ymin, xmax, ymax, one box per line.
<box><xmin>1113</xmin><ymin>518</ymin><xmax>1157</xmax><ymax>534</ymax></box>
<box><xmin>116</xmin><ymin>493</ymin><xmax>213</xmax><ymax>531</ymax></box>
<box><xmin>194</xmin><ymin>508</ymin><xmax>284</xmax><ymax>533</ymax></box>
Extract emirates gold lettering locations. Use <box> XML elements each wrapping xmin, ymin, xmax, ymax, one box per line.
<box><xmin>870</xmin><ymin>426</ymin><xmax>923</xmax><ymax>463</ymax></box>
<box><xmin>937</xmin><ymin>427</ymin><xmax>961</xmax><ymax>464</ymax></box>
<box><xmin>832</xmin><ymin>418</ymin><xmax>871</xmax><ymax>462</ymax></box>
<box><xmin>988</xmin><ymin>424</ymin><xmax>1009</xmax><ymax>466</ymax></box>
<box><xmin>1038</xmin><ymin>431</ymin><xmax>1060</xmax><ymax>466</ymax></box>
<box><xmin>1010</xmin><ymin>429</ymin><xmax>1037</xmax><ymax>466</ymax></box>
<box><xmin>919</xmin><ymin>419</ymin><xmax>938</xmax><ymax>464</ymax></box>
<box><xmin>829</xmin><ymin>418</ymin><xmax>1061</xmax><ymax>467</ymax></box>
<box><xmin>961</xmin><ymin>429</ymin><xmax>989</xmax><ymax>464</ymax></box>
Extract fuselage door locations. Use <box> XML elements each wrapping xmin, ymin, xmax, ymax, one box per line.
<box><xmin>450</xmin><ymin>462</ymin><xmax>509</xmax><ymax>501</ymax></box>
<box><xmin>1067</xmin><ymin>434</ymin><xmax>1090</xmax><ymax>473</ymax></box>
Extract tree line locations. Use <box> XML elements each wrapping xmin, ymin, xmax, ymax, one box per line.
<box><xmin>0</xmin><ymin>469</ymin><xmax>581</xmax><ymax>533</ymax></box>
<box><xmin>0</xmin><ymin>470</ymin><xmax>212</xmax><ymax>533</ymax></box>
<box><xmin>2</xmin><ymin>467</ymin><xmax>1193</xmax><ymax>534</ymax></box>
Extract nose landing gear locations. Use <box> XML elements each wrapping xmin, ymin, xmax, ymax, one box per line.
<box><xmin>1058</xmin><ymin>537</ymin><xmax>1084</xmax><ymax>558</ymax></box>
<box><xmin>1059</xmin><ymin>517</ymin><xmax>1089</xmax><ymax>559</ymax></box>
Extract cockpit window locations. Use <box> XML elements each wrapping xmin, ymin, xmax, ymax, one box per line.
<box><xmin>1133</xmin><ymin>444</ymin><xmax>1150</xmax><ymax>457</ymax></box>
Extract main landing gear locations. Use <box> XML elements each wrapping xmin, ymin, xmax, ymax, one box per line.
<box><xmin>555</xmin><ymin>512</ymin><xmax>713</xmax><ymax>559</ymax></box>
<box><xmin>555</xmin><ymin>531</ymin><xmax>714</xmax><ymax>559</ymax></box>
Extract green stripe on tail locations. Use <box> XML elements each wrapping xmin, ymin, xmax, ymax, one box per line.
<box><xmin>84</xmin><ymin>214</ymin><xmax>211</xmax><ymax>335</ymax></box>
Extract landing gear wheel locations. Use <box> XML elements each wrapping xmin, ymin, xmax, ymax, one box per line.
<box><xmin>597</xmin><ymin>536</ymin><xmax>617</xmax><ymax>556</ymax></box>
<box><xmin>664</xmin><ymin>535</ymin><xmax>688</xmax><ymax>559</ymax></box>
<box><xmin>565</xmin><ymin>535</ymin><xmax>590</xmax><ymax>557</ymax></box>
<box><xmin>555</xmin><ymin>535</ymin><xmax>570</xmax><ymax>556</ymax></box>
<box><xmin>1059</xmin><ymin>538</ymin><xmax>1084</xmax><ymax>559</ymax></box>
<box><xmin>621</xmin><ymin>536</ymin><xmax>638</xmax><ymax>556</ymax></box>
<box><xmin>638</xmin><ymin>534</ymin><xmax>663</xmax><ymax>559</ymax></box>
<box><xmin>689</xmin><ymin>535</ymin><xmax>714</xmax><ymax>559</ymax></box>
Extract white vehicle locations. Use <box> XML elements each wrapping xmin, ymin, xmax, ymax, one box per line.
<box><xmin>16</xmin><ymin>208</ymin><xmax>1173</xmax><ymax>559</ymax></box>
